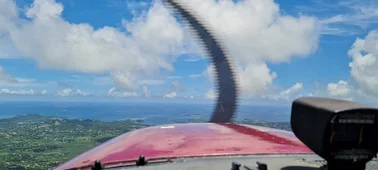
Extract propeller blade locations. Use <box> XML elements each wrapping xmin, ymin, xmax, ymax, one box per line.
<box><xmin>164</xmin><ymin>0</ymin><xmax>239</xmax><ymax>123</ymax></box>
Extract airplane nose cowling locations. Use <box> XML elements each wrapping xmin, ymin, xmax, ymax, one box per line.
<box><xmin>54</xmin><ymin>123</ymin><xmax>312</xmax><ymax>170</ymax></box>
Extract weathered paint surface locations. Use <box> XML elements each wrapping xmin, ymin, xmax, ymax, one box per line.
<box><xmin>55</xmin><ymin>123</ymin><xmax>312</xmax><ymax>170</ymax></box>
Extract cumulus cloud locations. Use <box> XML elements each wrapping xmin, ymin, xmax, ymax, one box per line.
<box><xmin>121</xmin><ymin>92</ymin><xmax>138</xmax><ymax>97</ymax></box>
<box><xmin>170</xmin><ymin>79</ymin><xmax>185</xmax><ymax>92</ymax></box>
<box><xmin>107</xmin><ymin>87</ymin><xmax>138</xmax><ymax>97</ymax></box>
<box><xmin>0</xmin><ymin>88</ymin><xmax>70</xmax><ymax>96</ymax></box>
<box><xmin>158</xmin><ymin>79</ymin><xmax>185</xmax><ymax>97</ymax></box>
<box><xmin>298</xmin><ymin>81</ymin><xmax>353</xmax><ymax>102</ymax></box>
<box><xmin>204</xmin><ymin>89</ymin><xmax>217</xmax><ymax>99</ymax></box>
<box><xmin>57</xmin><ymin>88</ymin><xmax>88</xmax><ymax>97</ymax></box>
<box><xmin>0</xmin><ymin>0</ymin><xmax>184</xmax><ymax>91</ymax></box>
<box><xmin>142</xmin><ymin>85</ymin><xmax>151</xmax><ymax>97</ymax></box>
<box><xmin>188</xmin><ymin>0</ymin><xmax>319</xmax><ymax>97</ymax></box>
<box><xmin>237</xmin><ymin>63</ymin><xmax>277</xmax><ymax>97</ymax></box>
<box><xmin>0</xmin><ymin>0</ymin><xmax>320</xmax><ymax>99</ymax></box>
<box><xmin>0</xmin><ymin>88</ymin><xmax>89</xmax><ymax>97</ymax></box>
<box><xmin>263</xmin><ymin>83</ymin><xmax>303</xmax><ymax>101</ymax></box>
<box><xmin>327</xmin><ymin>80</ymin><xmax>352</xmax><ymax>99</ymax></box>
<box><xmin>281</xmin><ymin>83</ymin><xmax>303</xmax><ymax>95</ymax></box>
<box><xmin>348</xmin><ymin>31</ymin><xmax>378</xmax><ymax>98</ymax></box>
<box><xmin>110</xmin><ymin>72</ymin><xmax>138</xmax><ymax>90</ymax></box>
<box><xmin>202</xmin><ymin>64</ymin><xmax>215</xmax><ymax>83</ymax></box>
<box><xmin>164</xmin><ymin>92</ymin><xmax>177</xmax><ymax>98</ymax></box>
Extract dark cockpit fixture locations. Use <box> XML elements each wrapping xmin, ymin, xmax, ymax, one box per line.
<box><xmin>136</xmin><ymin>155</ymin><xmax>148</xmax><ymax>166</ymax></box>
<box><xmin>291</xmin><ymin>97</ymin><xmax>378</xmax><ymax>170</ymax></box>
<box><xmin>92</xmin><ymin>160</ymin><xmax>104</xmax><ymax>170</ymax></box>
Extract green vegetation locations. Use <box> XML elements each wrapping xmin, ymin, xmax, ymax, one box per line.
<box><xmin>0</xmin><ymin>114</ymin><xmax>290</xmax><ymax>170</ymax></box>
<box><xmin>0</xmin><ymin>114</ymin><xmax>149</xmax><ymax>170</ymax></box>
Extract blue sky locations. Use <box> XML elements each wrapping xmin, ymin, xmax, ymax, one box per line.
<box><xmin>1</xmin><ymin>0</ymin><xmax>378</xmax><ymax>105</ymax></box>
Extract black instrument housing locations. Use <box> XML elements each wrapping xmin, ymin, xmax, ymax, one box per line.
<box><xmin>291</xmin><ymin>97</ymin><xmax>378</xmax><ymax>170</ymax></box>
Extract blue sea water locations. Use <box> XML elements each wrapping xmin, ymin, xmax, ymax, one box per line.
<box><xmin>0</xmin><ymin>101</ymin><xmax>291</xmax><ymax>125</ymax></box>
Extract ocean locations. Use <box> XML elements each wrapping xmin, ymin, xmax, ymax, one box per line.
<box><xmin>0</xmin><ymin>101</ymin><xmax>291</xmax><ymax>125</ymax></box>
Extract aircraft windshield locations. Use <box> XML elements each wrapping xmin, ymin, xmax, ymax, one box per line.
<box><xmin>1</xmin><ymin>0</ymin><xmax>378</xmax><ymax>170</ymax></box>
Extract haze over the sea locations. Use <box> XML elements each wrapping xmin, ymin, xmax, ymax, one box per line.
<box><xmin>0</xmin><ymin>101</ymin><xmax>290</xmax><ymax>125</ymax></box>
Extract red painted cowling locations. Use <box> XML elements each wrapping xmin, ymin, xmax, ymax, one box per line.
<box><xmin>54</xmin><ymin>123</ymin><xmax>313</xmax><ymax>170</ymax></box>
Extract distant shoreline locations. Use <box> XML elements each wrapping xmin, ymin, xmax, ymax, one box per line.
<box><xmin>0</xmin><ymin>101</ymin><xmax>291</xmax><ymax>124</ymax></box>
<box><xmin>0</xmin><ymin>99</ymin><xmax>291</xmax><ymax>107</ymax></box>
<box><xmin>0</xmin><ymin>114</ymin><xmax>291</xmax><ymax>130</ymax></box>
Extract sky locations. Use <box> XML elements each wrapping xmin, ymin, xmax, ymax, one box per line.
<box><xmin>1</xmin><ymin>0</ymin><xmax>378</xmax><ymax>106</ymax></box>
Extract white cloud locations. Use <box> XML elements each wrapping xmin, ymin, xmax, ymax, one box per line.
<box><xmin>203</xmin><ymin>64</ymin><xmax>215</xmax><ymax>83</ymax></box>
<box><xmin>263</xmin><ymin>83</ymin><xmax>303</xmax><ymax>101</ymax></box>
<box><xmin>298</xmin><ymin>81</ymin><xmax>353</xmax><ymax>102</ymax></box>
<box><xmin>110</xmin><ymin>71</ymin><xmax>138</xmax><ymax>90</ymax></box>
<box><xmin>41</xmin><ymin>90</ymin><xmax>47</xmax><ymax>95</ymax></box>
<box><xmin>238</xmin><ymin>63</ymin><xmax>277</xmax><ymax>97</ymax></box>
<box><xmin>293</xmin><ymin>92</ymin><xmax>313</xmax><ymax>99</ymax></box>
<box><xmin>107</xmin><ymin>87</ymin><xmax>117</xmax><ymax>95</ymax></box>
<box><xmin>204</xmin><ymin>89</ymin><xmax>218</xmax><ymax>99</ymax></box>
<box><xmin>327</xmin><ymin>80</ymin><xmax>352</xmax><ymax>98</ymax></box>
<box><xmin>0</xmin><ymin>88</ymin><xmax>88</xmax><ymax>97</ymax></box>
<box><xmin>0</xmin><ymin>0</ymin><xmax>184</xmax><ymax>90</ymax></box>
<box><xmin>164</xmin><ymin>92</ymin><xmax>177</xmax><ymax>98</ymax></box>
<box><xmin>0</xmin><ymin>0</ymin><xmax>320</xmax><ymax>99</ymax></box>
<box><xmin>183</xmin><ymin>55</ymin><xmax>202</xmax><ymax>62</ymax></box>
<box><xmin>348</xmin><ymin>31</ymin><xmax>378</xmax><ymax>98</ymax></box>
<box><xmin>142</xmin><ymin>85</ymin><xmax>151</xmax><ymax>97</ymax></box>
<box><xmin>57</xmin><ymin>88</ymin><xmax>88</xmax><ymax>97</ymax></box>
<box><xmin>170</xmin><ymin>79</ymin><xmax>185</xmax><ymax>93</ymax></box>
<box><xmin>186</xmin><ymin>95</ymin><xmax>195</xmax><ymax>99</ymax></box>
<box><xmin>107</xmin><ymin>87</ymin><xmax>138</xmax><ymax>97</ymax></box>
<box><xmin>186</xmin><ymin>0</ymin><xmax>318</xmax><ymax>97</ymax></box>
<box><xmin>121</xmin><ymin>91</ymin><xmax>138</xmax><ymax>97</ymax></box>
<box><xmin>167</xmin><ymin>76</ymin><xmax>182</xmax><ymax>79</ymax></box>
<box><xmin>282</xmin><ymin>83</ymin><xmax>303</xmax><ymax>95</ymax></box>
<box><xmin>188</xmin><ymin>74</ymin><xmax>202</xmax><ymax>78</ymax></box>
<box><xmin>320</xmin><ymin>5</ymin><xmax>378</xmax><ymax>29</ymax></box>
<box><xmin>316</xmin><ymin>1</ymin><xmax>378</xmax><ymax>35</ymax></box>
<box><xmin>203</xmin><ymin>63</ymin><xmax>278</xmax><ymax>98</ymax></box>
<box><xmin>184</xmin><ymin>0</ymin><xmax>319</xmax><ymax>60</ymax></box>
<box><xmin>0</xmin><ymin>88</ymin><xmax>36</xmax><ymax>95</ymax></box>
